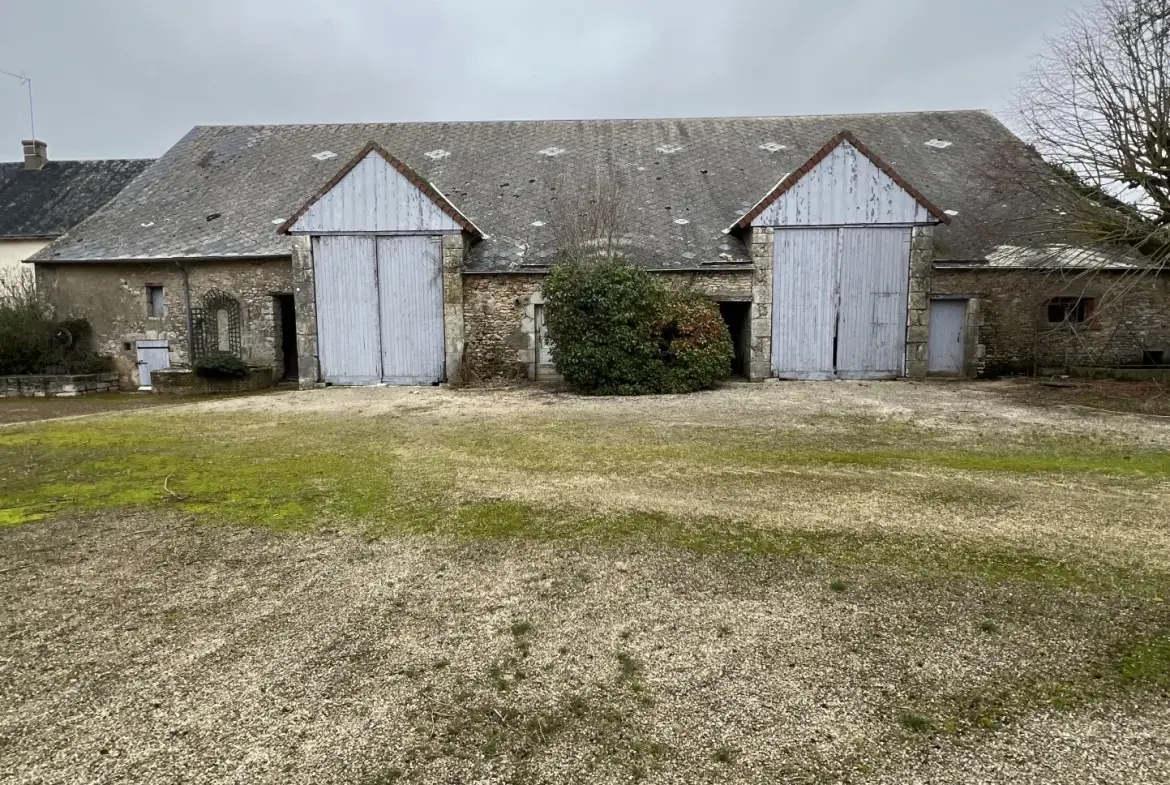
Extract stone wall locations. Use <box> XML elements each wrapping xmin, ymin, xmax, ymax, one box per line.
<box><xmin>905</xmin><ymin>226</ymin><xmax>934</xmax><ymax>378</ymax></box>
<box><xmin>291</xmin><ymin>237</ymin><xmax>319</xmax><ymax>388</ymax></box>
<box><xmin>0</xmin><ymin>373</ymin><xmax>118</xmax><ymax>398</ymax></box>
<box><xmin>461</xmin><ymin>269</ymin><xmax>757</xmax><ymax>381</ymax></box>
<box><xmin>932</xmin><ymin>266</ymin><xmax>1170</xmax><ymax>373</ymax></box>
<box><xmin>35</xmin><ymin>259</ymin><xmax>294</xmax><ymax>390</ymax></box>
<box><xmin>463</xmin><ymin>274</ymin><xmax>545</xmax><ymax>380</ymax></box>
<box><xmin>151</xmin><ymin>367</ymin><xmax>276</xmax><ymax>396</ymax></box>
<box><xmin>745</xmin><ymin>229</ymin><xmax>774</xmax><ymax>380</ymax></box>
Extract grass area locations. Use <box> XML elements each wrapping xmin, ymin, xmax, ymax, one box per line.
<box><xmin>3</xmin><ymin>391</ymin><xmax>1170</xmax><ymax>760</ymax></box>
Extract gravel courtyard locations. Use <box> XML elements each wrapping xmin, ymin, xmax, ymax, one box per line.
<box><xmin>2</xmin><ymin>381</ymin><xmax>1168</xmax><ymax>784</ymax></box>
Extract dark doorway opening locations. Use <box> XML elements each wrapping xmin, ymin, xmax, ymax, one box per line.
<box><xmin>276</xmin><ymin>294</ymin><xmax>298</xmax><ymax>380</ymax></box>
<box><xmin>718</xmin><ymin>301</ymin><xmax>751</xmax><ymax>378</ymax></box>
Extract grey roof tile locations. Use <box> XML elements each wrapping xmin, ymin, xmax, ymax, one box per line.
<box><xmin>0</xmin><ymin>159</ymin><xmax>151</xmax><ymax>239</ymax></box>
<box><xmin>34</xmin><ymin>111</ymin><xmax>1025</xmax><ymax>269</ymax></box>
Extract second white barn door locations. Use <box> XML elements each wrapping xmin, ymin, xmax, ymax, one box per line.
<box><xmin>376</xmin><ymin>236</ymin><xmax>445</xmax><ymax>385</ymax></box>
<box><xmin>313</xmin><ymin>234</ymin><xmax>445</xmax><ymax>385</ymax></box>
<box><xmin>771</xmin><ymin>227</ymin><xmax>911</xmax><ymax>380</ymax></box>
<box><xmin>836</xmin><ymin>227</ymin><xmax>912</xmax><ymax>379</ymax></box>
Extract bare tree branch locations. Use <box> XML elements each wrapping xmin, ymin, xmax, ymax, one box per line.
<box><xmin>547</xmin><ymin>160</ymin><xmax>632</xmax><ymax>264</ymax></box>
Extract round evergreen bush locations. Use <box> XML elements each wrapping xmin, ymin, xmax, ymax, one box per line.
<box><xmin>194</xmin><ymin>351</ymin><xmax>249</xmax><ymax>379</ymax></box>
<box><xmin>543</xmin><ymin>260</ymin><xmax>733</xmax><ymax>395</ymax></box>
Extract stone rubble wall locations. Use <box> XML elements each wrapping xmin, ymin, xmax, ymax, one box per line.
<box><xmin>0</xmin><ymin>373</ymin><xmax>119</xmax><ymax>398</ymax></box>
<box><xmin>35</xmin><ymin>259</ymin><xmax>293</xmax><ymax>390</ymax></box>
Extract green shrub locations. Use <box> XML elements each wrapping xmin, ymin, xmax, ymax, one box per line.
<box><xmin>543</xmin><ymin>260</ymin><xmax>732</xmax><ymax>395</ymax></box>
<box><xmin>194</xmin><ymin>352</ymin><xmax>249</xmax><ymax>379</ymax></box>
<box><xmin>74</xmin><ymin>355</ymin><xmax>116</xmax><ymax>375</ymax></box>
<box><xmin>656</xmin><ymin>292</ymin><xmax>734</xmax><ymax>393</ymax></box>
<box><xmin>0</xmin><ymin>274</ymin><xmax>99</xmax><ymax>375</ymax></box>
<box><xmin>543</xmin><ymin>260</ymin><xmax>667</xmax><ymax>395</ymax></box>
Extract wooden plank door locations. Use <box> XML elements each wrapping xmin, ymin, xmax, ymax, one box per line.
<box><xmin>376</xmin><ymin>235</ymin><xmax>445</xmax><ymax>385</ymax></box>
<box><xmin>836</xmin><ymin>227</ymin><xmax>912</xmax><ymax>379</ymax></box>
<box><xmin>313</xmin><ymin>235</ymin><xmax>381</xmax><ymax>385</ymax></box>
<box><xmin>928</xmin><ymin>299</ymin><xmax>967</xmax><ymax>374</ymax></box>
<box><xmin>135</xmin><ymin>340</ymin><xmax>170</xmax><ymax>390</ymax></box>
<box><xmin>771</xmin><ymin>228</ymin><xmax>839</xmax><ymax>380</ymax></box>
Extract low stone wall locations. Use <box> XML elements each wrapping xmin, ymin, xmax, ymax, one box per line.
<box><xmin>151</xmin><ymin>367</ymin><xmax>276</xmax><ymax>396</ymax></box>
<box><xmin>1069</xmin><ymin>366</ymin><xmax>1170</xmax><ymax>382</ymax></box>
<box><xmin>0</xmin><ymin>373</ymin><xmax>120</xmax><ymax>398</ymax></box>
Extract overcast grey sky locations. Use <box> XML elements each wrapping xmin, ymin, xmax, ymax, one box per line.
<box><xmin>0</xmin><ymin>0</ymin><xmax>1078</xmax><ymax>161</ymax></box>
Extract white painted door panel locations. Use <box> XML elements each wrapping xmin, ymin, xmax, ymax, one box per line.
<box><xmin>376</xmin><ymin>235</ymin><xmax>445</xmax><ymax>384</ymax></box>
<box><xmin>928</xmin><ymin>299</ymin><xmax>967</xmax><ymax>374</ymax></box>
<box><xmin>135</xmin><ymin>340</ymin><xmax>170</xmax><ymax>390</ymax></box>
<box><xmin>313</xmin><ymin>235</ymin><xmax>382</xmax><ymax>385</ymax></box>
<box><xmin>772</xmin><ymin>229</ymin><xmax>839</xmax><ymax>379</ymax></box>
<box><xmin>836</xmin><ymin>228</ymin><xmax>911</xmax><ymax>379</ymax></box>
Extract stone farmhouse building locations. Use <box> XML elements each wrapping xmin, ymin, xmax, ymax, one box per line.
<box><xmin>25</xmin><ymin>111</ymin><xmax>1170</xmax><ymax>390</ymax></box>
<box><xmin>0</xmin><ymin>140</ymin><xmax>149</xmax><ymax>283</ymax></box>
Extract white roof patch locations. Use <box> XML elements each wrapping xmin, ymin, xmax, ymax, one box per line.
<box><xmin>424</xmin><ymin>149</ymin><xmax>451</xmax><ymax>160</ymax></box>
<box><xmin>674</xmin><ymin>218</ymin><xmax>690</xmax><ymax>225</ymax></box>
<box><xmin>311</xmin><ymin>150</ymin><xmax>338</xmax><ymax>161</ymax></box>
<box><xmin>538</xmin><ymin>146</ymin><xmax>567</xmax><ymax>157</ymax></box>
<box><xmin>925</xmin><ymin>139</ymin><xmax>953</xmax><ymax>149</ymax></box>
<box><xmin>759</xmin><ymin>142</ymin><xmax>787</xmax><ymax>152</ymax></box>
<box><xmin>944</xmin><ymin>209</ymin><xmax>959</xmax><ymax>217</ymax></box>
<box><xmin>656</xmin><ymin>144</ymin><xmax>684</xmax><ymax>155</ymax></box>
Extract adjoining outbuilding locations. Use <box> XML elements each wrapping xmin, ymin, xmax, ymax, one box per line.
<box><xmin>0</xmin><ymin>140</ymin><xmax>150</xmax><ymax>282</ymax></box>
<box><xmin>24</xmin><ymin>112</ymin><xmax>1170</xmax><ymax>388</ymax></box>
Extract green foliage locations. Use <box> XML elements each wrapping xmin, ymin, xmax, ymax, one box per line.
<box><xmin>655</xmin><ymin>292</ymin><xmax>734</xmax><ymax>394</ymax></box>
<box><xmin>543</xmin><ymin>260</ymin><xmax>732</xmax><ymax>395</ymax></box>
<box><xmin>74</xmin><ymin>355</ymin><xmax>116</xmax><ymax>375</ymax></box>
<box><xmin>543</xmin><ymin>260</ymin><xmax>666</xmax><ymax>395</ymax></box>
<box><xmin>194</xmin><ymin>351</ymin><xmax>249</xmax><ymax>379</ymax></box>
<box><xmin>0</xmin><ymin>275</ymin><xmax>100</xmax><ymax>375</ymax></box>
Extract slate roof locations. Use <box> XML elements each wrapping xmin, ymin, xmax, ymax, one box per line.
<box><xmin>33</xmin><ymin>111</ymin><xmax>1030</xmax><ymax>270</ymax></box>
<box><xmin>0</xmin><ymin>159</ymin><xmax>152</xmax><ymax>239</ymax></box>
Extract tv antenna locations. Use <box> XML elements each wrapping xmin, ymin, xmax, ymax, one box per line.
<box><xmin>1</xmin><ymin>68</ymin><xmax>36</xmax><ymax>141</ymax></box>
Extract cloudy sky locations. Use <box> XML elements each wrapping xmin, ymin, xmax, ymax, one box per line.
<box><xmin>0</xmin><ymin>0</ymin><xmax>1078</xmax><ymax>161</ymax></box>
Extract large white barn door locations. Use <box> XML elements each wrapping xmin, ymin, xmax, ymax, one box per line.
<box><xmin>376</xmin><ymin>235</ymin><xmax>445</xmax><ymax>384</ymax></box>
<box><xmin>771</xmin><ymin>229</ymin><xmax>839</xmax><ymax>380</ymax></box>
<box><xmin>836</xmin><ymin>227</ymin><xmax>911</xmax><ymax>379</ymax></box>
<box><xmin>313</xmin><ymin>235</ymin><xmax>382</xmax><ymax>385</ymax></box>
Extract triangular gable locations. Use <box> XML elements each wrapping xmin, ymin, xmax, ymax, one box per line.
<box><xmin>729</xmin><ymin>130</ymin><xmax>951</xmax><ymax>231</ymax></box>
<box><xmin>279</xmin><ymin>141</ymin><xmax>484</xmax><ymax>237</ymax></box>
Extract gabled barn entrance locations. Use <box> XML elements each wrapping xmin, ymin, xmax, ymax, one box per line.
<box><xmin>280</xmin><ymin>141</ymin><xmax>484</xmax><ymax>386</ymax></box>
<box><xmin>730</xmin><ymin>131</ymin><xmax>951</xmax><ymax>381</ymax></box>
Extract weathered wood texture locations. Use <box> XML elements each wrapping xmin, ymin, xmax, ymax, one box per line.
<box><xmin>290</xmin><ymin>151</ymin><xmax>462</xmax><ymax>234</ymax></box>
<box><xmin>752</xmin><ymin>142</ymin><xmax>935</xmax><ymax>227</ymax></box>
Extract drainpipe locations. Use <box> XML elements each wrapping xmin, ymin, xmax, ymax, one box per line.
<box><xmin>178</xmin><ymin>262</ymin><xmax>194</xmax><ymax>366</ymax></box>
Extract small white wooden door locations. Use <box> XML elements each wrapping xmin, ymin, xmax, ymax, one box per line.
<box><xmin>928</xmin><ymin>299</ymin><xmax>967</xmax><ymax>374</ymax></box>
<box><xmin>135</xmin><ymin>340</ymin><xmax>170</xmax><ymax>390</ymax></box>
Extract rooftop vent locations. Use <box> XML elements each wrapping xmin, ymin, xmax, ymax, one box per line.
<box><xmin>21</xmin><ymin>139</ymin><xmax>47</xmax><ymax>171</ymax></box>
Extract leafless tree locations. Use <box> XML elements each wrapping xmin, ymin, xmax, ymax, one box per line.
<box><xmin>547</xmin><ymin>162</ymin><xmax>632</xmax><ymax>264</ymax></box>
<box><xmin>1004</xmin><ymin>0</ymin><xmax>1170</xmax><ymax>268</ymax></box>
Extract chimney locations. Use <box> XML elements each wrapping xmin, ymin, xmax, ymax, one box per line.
<box><xmin>22</xmin><ymin>139</ymin><xmax>47</xmax><ymax>171</ymax></box>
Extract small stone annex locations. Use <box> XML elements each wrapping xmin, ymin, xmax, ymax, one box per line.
<box><xmin>25</xmin><ymin>111</ymin><xmax>1170</xmax><ymax>389</ymax></box>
